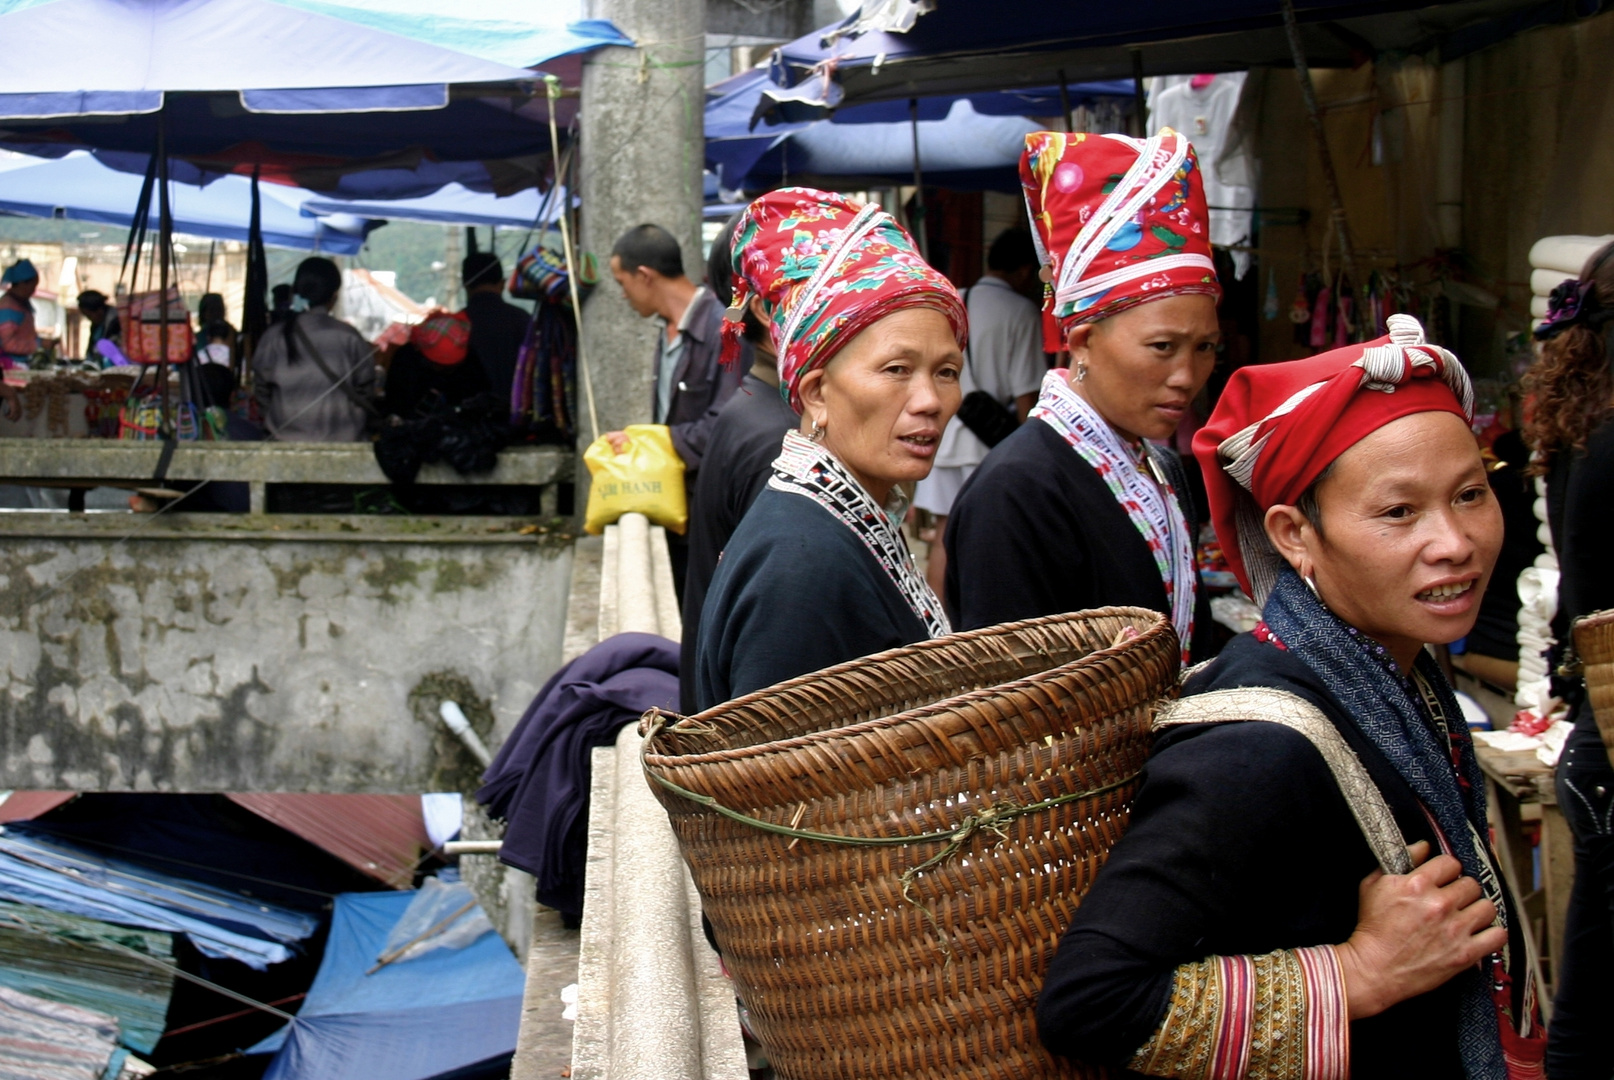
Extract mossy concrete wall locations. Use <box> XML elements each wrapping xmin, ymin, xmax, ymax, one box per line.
<box><xmin>0</xmin><ymin>516</ymin><xmax>572</xmax><ymax>792</ymax></box>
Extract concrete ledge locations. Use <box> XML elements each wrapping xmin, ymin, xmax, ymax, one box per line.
<box><xmin>511</xmin><ymin>515</ymin><xmax>744</xmax><ymax>1080</ymax></box>
<box><xmin>0</xmin><ymin>438</ymin><xmax>573</xmax><ymax>487</ymax></box>
<box><xmin>0</xmin><ymin>512</ymin><xmax>575</xmax><ymax>545</ymax></box>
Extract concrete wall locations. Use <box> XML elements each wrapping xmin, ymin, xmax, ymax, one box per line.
<box><xmin>0</xmin><ymin>519</ymin><xmax>571</xmax><ymax>792</ymax></box>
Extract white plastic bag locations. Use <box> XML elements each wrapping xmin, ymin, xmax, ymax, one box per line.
<box><xmin>375</xmin><ymin>878</ymin><xmax>493</xmax><ymax>969</ymax></box>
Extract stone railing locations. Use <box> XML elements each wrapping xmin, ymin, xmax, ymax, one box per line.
<box><xmin>509</xmin><ymin>513</ymin><xmax>747</xmax><ymax>1080</ymax></box>
<box><xmin>0</xmin><ymin>438</ymin><xmax>570</xmax><ymax>515</ymax></box>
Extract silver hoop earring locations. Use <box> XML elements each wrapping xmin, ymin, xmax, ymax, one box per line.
<box><xmin>809</xmin><ymin>419</ymin><xmax>825</xmax><ymax>443</ymax></box>
<box><xmin>1303</xmin><ymin>573</ymin><xmax>1320</xmax><ymax>597</ymax></box>
<box><xmin>1074</xmin><ymin>360</ymin><xmax>1088</xmax><ymax>383</ymax></box>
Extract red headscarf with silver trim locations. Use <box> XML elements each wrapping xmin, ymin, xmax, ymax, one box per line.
<box><xmin>721</xmin><ymin>187</ymin><xmax>967</xmax><ymax>412</ymax></box>
<box><xmin>1020</xmin><ymin>129</ymin><xmax>1221</xmax><ymax>332</ymax></box>
<box><xmin>1193</xmin><ymin>314</ymin><xmax>1476</xmax><ymax>604</ymax></box>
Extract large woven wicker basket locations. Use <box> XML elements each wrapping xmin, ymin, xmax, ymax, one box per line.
<box><xmin>1574</xmin><ymin>608</ymin><xmax>1614</xmax><ymax>756</ymax></box>
<box><xmin>642</xmin><ymin>607</ymin><xmax>1178</xmax><ymax>1080</ymax></box>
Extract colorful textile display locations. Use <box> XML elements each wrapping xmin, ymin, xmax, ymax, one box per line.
<box><xmin>1019</xmin><ymin>129</ymin><xmax>1220</xmax><ymax>331</ymax></box>
<box><xmin>1193</xmin><ymin>313</ymin><xmax>1473</xmax><ymax>603</ymax></box>
<box><xmin>723</xmin><ymin>187</ymin><xmax>966</xmax><ymax>410</ymax></box>
<box><xmin>409</xmin><ymin>311</ymin><xmax>472</xmax><ymax>366</ymax></box>
<box><xmin>510</xmin><ymin>302</ymin><xmax>575</xmax><ymax>441</ymax></box>
<box><xmin>1030</xmin><ymin>368</ymin><xmax>1195</xmax><ymax>659</ymax></box>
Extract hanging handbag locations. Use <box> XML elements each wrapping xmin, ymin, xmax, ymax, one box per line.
<box><xmin>953</xmin><ymin>288</ymin><xmax>1020</xmax><ymax>448</ymax></box>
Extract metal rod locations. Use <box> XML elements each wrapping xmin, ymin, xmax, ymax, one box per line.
<box><xmin>909</xmin><ymin>98</ymin><xmax>927</xmax><ymax>261</ymax></box>
<box><xmin>443</xmin><ymin>840</ymin><xmax>504</xmax><ymax>855</ymax></box>
<box><xmin>1280</xmin><ymin>0</ymin><xmax>1364</xmax><ymax>335</ymax></box>
<box><xmin>156</xmin><ymin>108</ymin><xmax>172</xmax><ymax>435</ymax></box>
<box><xmin>1131</xmin><ymin>50</ymin><xmax>1148</xmax><ymax>136</ymax></box>
<box><xmin>546</xmin><ymin>75</ymin><xmax>599</xmax><ymax>442</ymax></box>
<box><xmin>1058</xmin><ymin>69</ymin><xmax>1074</xmax><ymax>133</ymax></box>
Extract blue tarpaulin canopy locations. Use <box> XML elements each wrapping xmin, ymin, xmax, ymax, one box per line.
<box><xmin>0</xmin><ymin>0</ymin><xmax>631</xmax><ymax>193</ymax></box>
<box><xmin>249</xmin><ymin>890</ymin><xmax>526</xmax><ymax>1080</ymax></box>
<box><xmin>760</xmin><ymin>0</ymin><xmax>1594</xmax><ymax>119</ymax></box>
<box><xmin>0</xmin><ymin>152</ymin><xmax>380</xmax><ymax>251</ymax></box>
<box><xmin>707</xmin><ymin>66</ymin><xmax>1131</xmax><ymax>191</ymax></box>
<box><xmin>0</xmin><ymin>832</ymin><xmax>319</xmax><ymax>970</ymax></box>
<box><xmin>301</xmin><ymin>183</ymin><xmax>566</xmax><ymax>229</ymax></box>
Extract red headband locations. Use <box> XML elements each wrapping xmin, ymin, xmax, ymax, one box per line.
<box><xmin>1193</xmin><ymin>315</ymin><xmax>1474</xmax><ymax>601</ymax></box>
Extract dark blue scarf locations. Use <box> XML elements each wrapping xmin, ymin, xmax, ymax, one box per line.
<box><xmin>1263</xmin><ymin>568</ymin><xmax>1507</xmax><ymax>1080</ymax></box>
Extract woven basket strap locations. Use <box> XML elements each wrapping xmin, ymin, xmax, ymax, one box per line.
<box><xmin>1155</xmin><ymin>688</ymin><xmax>1413</xmax><ymax>875</ymax></box>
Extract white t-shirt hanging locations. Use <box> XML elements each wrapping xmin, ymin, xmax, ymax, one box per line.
<box><xmin>1152</xmin><ymin>74</ymin><xmax>1255</xmax><ymax>279</ymax></box>
<box><xmin>934</xmin><ymin>276</ymin><xmax>1045</xmax><ymax>469</ymax></box>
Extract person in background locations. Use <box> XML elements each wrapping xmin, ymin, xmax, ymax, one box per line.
<box><xmin>197</xmin><ymin>292</ymin><xmax>235</xmax><ymax>344</ymax></box>
<box><xmin>75</xmin><ymin>289</ymin><xmax>120</xmax><ymax>357</ymax></box>
<box><xmin>193</xmin><ymin>320</ymin><xmax>236</xmax><ymax>410</ymax></box>
<box><xmin>945</xmin><ymin>130</ymin><xmax>1219</xmax><ymax>664</ymax></box>
<box><xmin>692</xmin><ymin>188</ymin><xmax>966</xmax><ymax>711</ymax></box>
<box><xmin>270</xmin><ymin>283</ymin><xmax>294</xmax><ymax>325</ymax></box>
<box><xmin>606</xmin><ymin>223</ymin><xmax>743</xmax><ymax>596</ymax></box>
<box><xmin>251</xmin><ymin>257</ymin><xmax>375</xmax><ymax>442</ymax></box>
<box><xmin>0</xmin><ymin>259</ymin><xmax>40</xmax><ymax>369</ymax></box>
<box><xmin>1039</xmin><ymin>315</ymin><xmax>1539</xmax><ymax>1077</ymax></box>
<box><xmin>383</xmin><ymin>311</ymin><xmax>491</xmax><ymax>420</ymax></box>
<box><xmin>461</xmin><ymin>252</ymin><xmax>530</xmax><ymax>421</ymax></box>
<box><xmin>1525</xmin><ymin>241</ymin><xmax>1614</xmax><ymax>1080</ymax></box>
<box><xmin>913</xmin><ymin>227</ymin><xmax>1044</xmax><ymax>602</ymax></box>
<box><xmin>678</xmin><ymin>213</ymin><xmax>799</xmax><ymax>714</ymax></box>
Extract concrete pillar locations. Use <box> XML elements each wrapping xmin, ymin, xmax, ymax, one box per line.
<box><xmin>578</xmin><ymin>0</ymin><xmax>708</xmax><ymax>447</ymax></box>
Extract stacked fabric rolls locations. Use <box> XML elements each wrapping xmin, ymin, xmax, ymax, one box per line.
<box><xmin>1529</xmin><ymin>234</ymin><xmax>1614</xmax><ymax>329</ymax></box>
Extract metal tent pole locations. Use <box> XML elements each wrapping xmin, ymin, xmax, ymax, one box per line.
<box><xmin>1058</xmin><ymin>69</ymin><xmax>1074</xmax><ymax>133</ymax></box>
<box><xmin>909</xmin><ymin>97</ymin><xmax>927</xmax><ymax>261</ymax></box>
<box><xmin>1131</xmin><ymin>50</ymin><xmax>1148</xmax><ymax>136</ymax></box>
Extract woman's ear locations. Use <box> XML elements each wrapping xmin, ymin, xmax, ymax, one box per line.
<box><xmin>1264</xmin><ymin>504</ymin><xmax>1312</xmax><ymax>576</ymax></box>
<box><xmin>1065</xmin><ymin>322</ymin><xmax>1095</xmax><ymax>365</ymax></box>
<box><xmin>796</xmin><ymin>366</ymin><xmax>828</xmax><ymax>429</ymax></box>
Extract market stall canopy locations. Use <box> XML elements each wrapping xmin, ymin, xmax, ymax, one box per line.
<box><xmin>301</xmin><ymin>183</ymin><xmax>568</xmax><ymax>228</ymax></box>
<box><xmin>0</xmin><ymin>0</ymin><xmax>630</xmax><ymax>191</ymax></box>
<box><xmin>249</xmin><ymin>888</ymin><xmax>526</xmax><ymax>1080</ymax></box>
<box><xmin>0</xmin><ymin>152</ymin><xmax>380</xmax><ymax>252</ymax></box>
<box><xmin>708</xmin><ymin>66</ymin><xmax>1131</xmax><ymax>191</ymax></box>
<box><xmin>758</xmin><ymin>0</ymin><xmax>1597</xmax><ymax>120</ymax></box>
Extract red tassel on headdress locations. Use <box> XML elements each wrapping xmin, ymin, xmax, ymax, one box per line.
<box><xmin>720</xmin><ymin>306</ymin><xmax>747</xmax><ymax>371</ymax></box>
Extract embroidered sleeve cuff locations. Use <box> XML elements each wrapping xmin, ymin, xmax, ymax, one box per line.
<box><xmin>1126</xmin><ymin>945</ymin><xmax>1349</xmax><ymax>1080</ymax></box>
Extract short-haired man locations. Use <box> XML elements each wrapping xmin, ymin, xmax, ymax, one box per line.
<box><xmin>461</xmin><ymin>252</ymin><xmax>530</xmax><ymax>422</ymax></box>
<box><xmin>913</xmin><ymin>229</ymin><xmax>1045</xmax><ymax>602</ymax></box>
<box><xmin>607</xmin><ymin>223</ymin><xmax>742</xmax><ymax>595</ymax></box>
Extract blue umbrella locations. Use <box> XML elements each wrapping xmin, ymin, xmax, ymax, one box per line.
<box><xmin>0</xmin><ymin>152</ymin><xmax>379</xmax><ymax>252</ymax></box>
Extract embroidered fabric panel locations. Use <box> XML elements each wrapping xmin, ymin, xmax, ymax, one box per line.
<box><xmin>1127</xmin><ymin>946</ymin><xmax>1349</xmax><ymax>1080</ymax></box>
<box><xmin>1030</xmin><ymin>369</ymin><xmax>1195</xmax><ymax>660</ymax></box>
<box><xmin>767</xmin><ymin>429</ymin><xmax>951</xmax><ymax>638</ymax></box>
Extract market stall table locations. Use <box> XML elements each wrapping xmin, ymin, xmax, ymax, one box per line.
<box><xmin>1475</xmin><ymin>743</ymin><xmax>1572</xmax><ymax>1004</ymax></box>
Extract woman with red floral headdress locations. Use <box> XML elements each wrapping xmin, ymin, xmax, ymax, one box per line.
<box><xmin>944</xmin><ymin>130</ymin><xmax>1221</xmax><ymax>662</ymax></box>
<box><xmin>1035</xmin><ymin>317</ymin><xmax>1543</xmax><ymax>1078</ymax></box>
<box><xmin>690</xmin><ymin>187</ymin><xmax>967</xmax><ymax>712</ymax></box>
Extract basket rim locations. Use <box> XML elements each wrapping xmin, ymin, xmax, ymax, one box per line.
<box><xmin>644</xmin><ymin>607</ymin><xmax>1173</xmax><ymax>769</ymax></box>
<box><xmin>1575</xmin><ymin>608</ymin><xmax>1614</xmax><ymax>634</ymax></box>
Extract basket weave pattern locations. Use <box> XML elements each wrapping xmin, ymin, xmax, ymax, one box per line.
<box><xmin>643</xmin><ymin>608</ymin><xmax>1179</xmax><ymax>1080</ymax></box>
<box><xmin>1575</xmin><ymin>609</ymin><xmax>1614</xmax><ymax>756</ymax></box>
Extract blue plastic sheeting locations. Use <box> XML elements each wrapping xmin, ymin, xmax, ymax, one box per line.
<box><xmin>249</xmin><ymin>890</ymin><xmax>525</xmax><ymax>1080</ymax></box>
<box><xmin>710</xmin><ymin>96</ymin><xmax>1041</xmax><ymax>194</ymax></box>
<box><xmin>706</xmin><ymin>66</ymin><xmax>1131</xmax><ymax>190</ymax></box>
<box><xmin>763</xmin><ymin>0</ymin><xmax>1572</xmax><ymax>113</ymax></box>
<box><xmin>277</xmin><ymin>1</ymin><xmax>634</xmax><ymax>69</ymax></box>
<box><xmin>301</xmin><ymin>184</ymin><xmax>566</xmax><ymax>229</ymax></box>
<box><xmin>0</xmin><ymin>832</ymin><xmax>319</xmax><ymax>970</ymax></box>
<box><xmin>0</xmin><ymin>0</ymin><xmax>538</xmax><ymax>119</ymax></box>
<box><xmin>0</xmin><ymin>153</ymin><xmax>379</xmax><ymax>253</ymax></box>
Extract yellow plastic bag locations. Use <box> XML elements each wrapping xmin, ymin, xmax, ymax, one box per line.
<box><xmin>583</xmin><ymin>423</ymin><xmax>687</xmax><ymax>535</ymax></box>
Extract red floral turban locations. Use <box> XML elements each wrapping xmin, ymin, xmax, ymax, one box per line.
<box><xmin>411</xmin><ymin>311</ymin><xmax>472</xmax><ymax>366</ymax></box>
<box><xmin>1193</xmin><ymin>314</ymin><xmax>1476</xmax><ymax>603</ymax></box>
<box><xmin>722</xmin><ymin>187</ymin><xmax>967</xmax><ymax>412</ymax></box>
<box><xmin>1020</xmin><ymin>129</ymin><xmax>1221</xmax><ymax>332</ymax></box>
